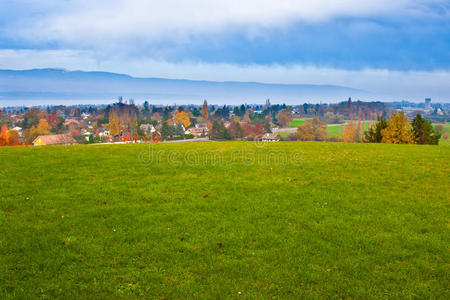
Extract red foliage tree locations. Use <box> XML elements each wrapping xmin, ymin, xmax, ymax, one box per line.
<box><xmin>253</xmin><ymin>123</ymin><xmax>265</xmax><ymax>136</ymax></box>
<box><xmin>47</xmin><ymin>111</ymin><xmax>60</xmax><ymax>127</ymax></box>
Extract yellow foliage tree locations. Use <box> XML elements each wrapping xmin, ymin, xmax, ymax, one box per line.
<box><xmin>174</xmin><ymin>111</ymin><xmax>191</xmax><ymax>128</ymax></box>
<box><xmin>109</xmin><ymin>111</ymin><xmax>120</xmax><ymax>137</ymax></box>
<box><xmin>37</xmin><ymin>118</ymin><xmax>50</xmax><ymax>134</ymax></box>
<box><xmin>381</xmin><ymin>111</ymin><xmax>414</xmax><ymax>144</ymax></box>
<box><xmin>232</xmin><ymin>115</ymin><xmax>241</xmax><ymax>123</ymax></box>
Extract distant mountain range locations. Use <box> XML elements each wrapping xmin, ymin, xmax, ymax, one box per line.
<box><xmin>0</xmin><ymin>68</ymin><xmax>370</xmax><ymax>106</ymax></box>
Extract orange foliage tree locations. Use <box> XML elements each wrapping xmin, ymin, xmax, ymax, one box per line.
<box><xmin>342</xmin><ymin>120</ymin><xmax>356</xmax><ymax>142</ymax></box>
<box><xmin>151</xmin><ymin>112</ymin><xmax>162</xmax><ymax>122</ymax></box>
<box><xmin>296</xmin><ymin>117</ymin><xmax>327</xmax><ymax>141</ymax></box>
<box><xmin>0</xmin><ymin>125</ymin><xmax>21</xmax><ymax>146</ymax></box>
<box><xmin>0</xmin><ymin>125</ymin><xmax>10</xmax><ymax>146</ymax></box>
<box><xmin>201</xmin><ymin>100</ymin><xmax>209</xmax><ymax>120</ymax></box>
<box><xmin>276</xmin><ymin>109</ymin><xmax>293</xmax><ymax>128</ymax></box>
<box><xmin>242</xmin><ymin>111</ymin><xmax>251</xmax><ymax>123</ymax></box>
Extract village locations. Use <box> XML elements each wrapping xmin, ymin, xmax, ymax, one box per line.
<box><xmin>0</xmin><ymin>98</ymin><xmax>448</xmax><ymax>146</ymax></box>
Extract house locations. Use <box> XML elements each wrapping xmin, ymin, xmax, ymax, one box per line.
<box><xmin>140</xmin><ymin>124</ymin><xmax>156</xmax><ymax>134</ymax></box>
<box><xmin>197</xmin><ymin>122</ymin><xmax>209</xmax><ymax>129</ymax></box>
<box><xmin>98</xmin><ymin>130</ymin><xmax>110</xmax><ymax>137</ymax></box>
<box><xmin>33</xmin><ymin>134</ymin><xmax>77</xmax><ymax>146</ymax></box>
<box><xmin>64</xmin><ymin>119</ymin><xmax>80</xmax><ymax>126</ymax></box>
<box><xmin>11</xmin><ymin>126</ymin><xmax>23</xmax><ymax>137</ymax></box>
<box><xmin>261</xmin><ymin>133</ymin><xmax>280</xmax><ymax>142</ymax></box>
<box><xmin>186</xmin><ymin>123</ymin><xmax>208</xmax><ymax>137</ymax></box>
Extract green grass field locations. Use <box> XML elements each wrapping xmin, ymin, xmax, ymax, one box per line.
<box><xmin>289</xmin><ymin>118</ymin><xmax>309</xmax><ymax>128</ymax></box>
<box><xmin>1</xmin><ymin>142</ymin><xmax>449</xmax><ymax>298</ymax></box>
<box><xmin>289</xmin><ymin>118</ymin><xmax>376</xmax><ymax>139</ymax></box>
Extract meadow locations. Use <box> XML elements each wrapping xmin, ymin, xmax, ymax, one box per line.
<box><xmin>285</xmin><ymin>118</ymin><xmax>376</xmax><ymax>139</ymax></box>
<box><xmin>288</xmin><ymin>117</ymin><xmax>448</xmax><ymax>140</ymax></box>
<box><xmin>0</xmin><ymin>142</ymin><xmax>449</xmax><ymax>298</ymax></box>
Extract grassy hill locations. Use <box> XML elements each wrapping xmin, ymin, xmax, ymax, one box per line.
<box><xmin>1</xmin><ymin>142</ymin><xmax>449</xmax><ymax>298</ymax></box>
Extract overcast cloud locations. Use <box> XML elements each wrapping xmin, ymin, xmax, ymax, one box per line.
<box><xmin>0</xmin><ymin>0</ymin><xmax>449</xmax><ymax>101</ymax></box>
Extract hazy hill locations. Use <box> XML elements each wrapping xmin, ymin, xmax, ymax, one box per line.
<box><xmin>0</xmin><ymin>68</ymin><xmax>369</xmax><ymax>105</ymax></box>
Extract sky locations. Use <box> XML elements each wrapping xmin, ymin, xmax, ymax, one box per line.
<box><xmin>0</xmin><ymin>0</ymin><xmax>449</xmax><ymax>101</ymax></box>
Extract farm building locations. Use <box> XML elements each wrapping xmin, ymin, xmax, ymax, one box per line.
<box><xmin>261</xmin><ymin>133</ymin><xmax>280</xmax><ymax>142</ymax></box>
<box><xmin>32</xmin><ymin>134</ymin><xmax>77</xmax><ymax>146</ymax></box>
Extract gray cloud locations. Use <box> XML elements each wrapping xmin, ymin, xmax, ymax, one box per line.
<box><xmin>0</xmin><ymin>49</ymin><xmax>449</xmax><ymax>101</ymax></box>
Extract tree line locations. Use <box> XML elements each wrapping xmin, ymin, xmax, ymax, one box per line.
<box><xmin>294</xmin><ymin>112</ymin><xmax>442</xmax><ymax>145</ymax></box>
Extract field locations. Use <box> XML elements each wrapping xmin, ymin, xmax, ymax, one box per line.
<box><xmin>289</xmin><ymin>118</ymin><xmax>309</xmax><ymax>128</ymax></box>
<box><xmin>1</xmin><ymin>142</ymin><xmax>449</xmax><ymax>298</ymax></box>
<box><xmin>288</xmin><ymin>118</ymin><xmax>376</xmax><ymax>139</ymax></box>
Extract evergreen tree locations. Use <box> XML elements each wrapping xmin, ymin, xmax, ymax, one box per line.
<box><xmin>210</xmin><ymin>120</ymin><xmax>231</xmax><ymax>140</ymax></box>
<box><xmin>236</xmin><ymin>122</ymin><xmax>244</xmax><ymax>138</ymax></box>
<box><xmin>161</xmin><ymin>121</ymin><xmax>174</xmax><ymax>139</ymax></box>
<box><xmin>411</xmin><ymin>114</ymin><xmax>440</xmax><ymax>145</ymax></box>
<box><xmin>174</xmin><ymin>123</ymin><xmax>185</xmax><ymax>137</ymax></box>
<box><xmin>263</xmin><ymin>120</ymin><xmax>272</xmax><ymax>133</ymax></box>
<box><xmin>364</xmin><ymin>116</ymin><xmax>387</xmax><ymax>143</ymax></box>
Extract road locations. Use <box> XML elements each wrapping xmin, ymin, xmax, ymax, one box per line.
<box><xmin>163</xmin><ymin>137</ymin><xmax>211</xmax><ymax>143</ymax></box>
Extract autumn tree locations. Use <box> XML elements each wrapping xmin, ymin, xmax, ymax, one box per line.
<box><xmin>253</xmin><ymin>122</ymin><xmax>265</xmax><ymax>136</ymax></box>
<box><xmin>411</xmin><ymin>114</ymin><xmax>440</xmax><ymax>145</ymax></box>
<box><xmin>381</xmin><ymin>111</ymin><xmax>414</xmax><ymax>144</ymax></box>
<box><xmin>342</xmin><ymin>120</ymin><xmax>356</xmax><ymax>143</ymax></box>
<box><xmin>109</xmin><ymin>111</ymin><xmax>120</xmax><ymax>137</ymax></box>
<box><xmin>37</xmin><ymin>118</ymin><xmax>51</xmax><ymax>134</ymax></box>
<box><xmin>227</xmin><ymin>122</ymin><xmax>244</xmax><ymax>138</ymax></box>
<box><xmin>276</xmin><ymin>109</ymin><xmax>293</xmax><ymax>128</ymax></box>
<box><xmin>173</xmin><ymin>111</ymin><xmax>191</xmax><ymax>128</ymax></box>
<box><xmin>324</xmin><ymin>112</ymin><xmax>344</xmax><ymax>124</ymax></box>
<box><xmin>25</xmin><ymin>126</ymin><xmax>40</xmax><ymax>144</ymax></box>
<box><xmin>240</xmin><ymin>123</ymin><xmax>250</xmax><ymax>137</ymax></box>
<box><xmin>47</xmin><ymin>111</ymin><xmax>60</xmax><ymax>127</ymax></box>
<box><xmin>107</xmin><ymin>104</ymin><xmax>137</xmax><ymax>138</ymax></box>
<box><xmin>242</xmin><ymin>112</ymin><xmax>251</xmax><ymax>123</ymax></box>
<box><xmin>231</xmin><ymin>115</ymin><xmax>240</xmax><ymax>124</ymax></box>
<box><xmin>355</xmin><ymin>113</ymin><xmax>363</xmax><ymax>142</ymax></box>
<box><xmin>8</xmin><ymin>129</ymin><xmax>20</xmax><ymax>145</ymax></box>
<box><xmin>22</xmin><ymin>108</ymin><xmax>40</xmax><ymax>128</ymax></box>
<box><xmin>296</xmin><ymin>117</ymin><xmax>327</xmax><ymax>141</ymax></box>
<box><xmin>434</xmin><ymin>124</ymin><xmax>444</xmax><ymax>137</ymax></box>
<box><xmin>152</xmin><ymin>112</ymin><xmax>162</xmax><ymax>122</ymax></box>
<box><xmin>201</xmin><ymin>100</ymin><xmax>209</xmax><ymax>120</ymax></box>
<box><xmin>0</xmin><ymin>125</ymin><xmax>9</xmax><ymax>146</ymax></box>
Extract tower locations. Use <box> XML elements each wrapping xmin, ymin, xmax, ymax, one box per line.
<box><xmin>425</xmin><ymin>98</ymin><xmax>431</xmax><ymax>110</ymax></box>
